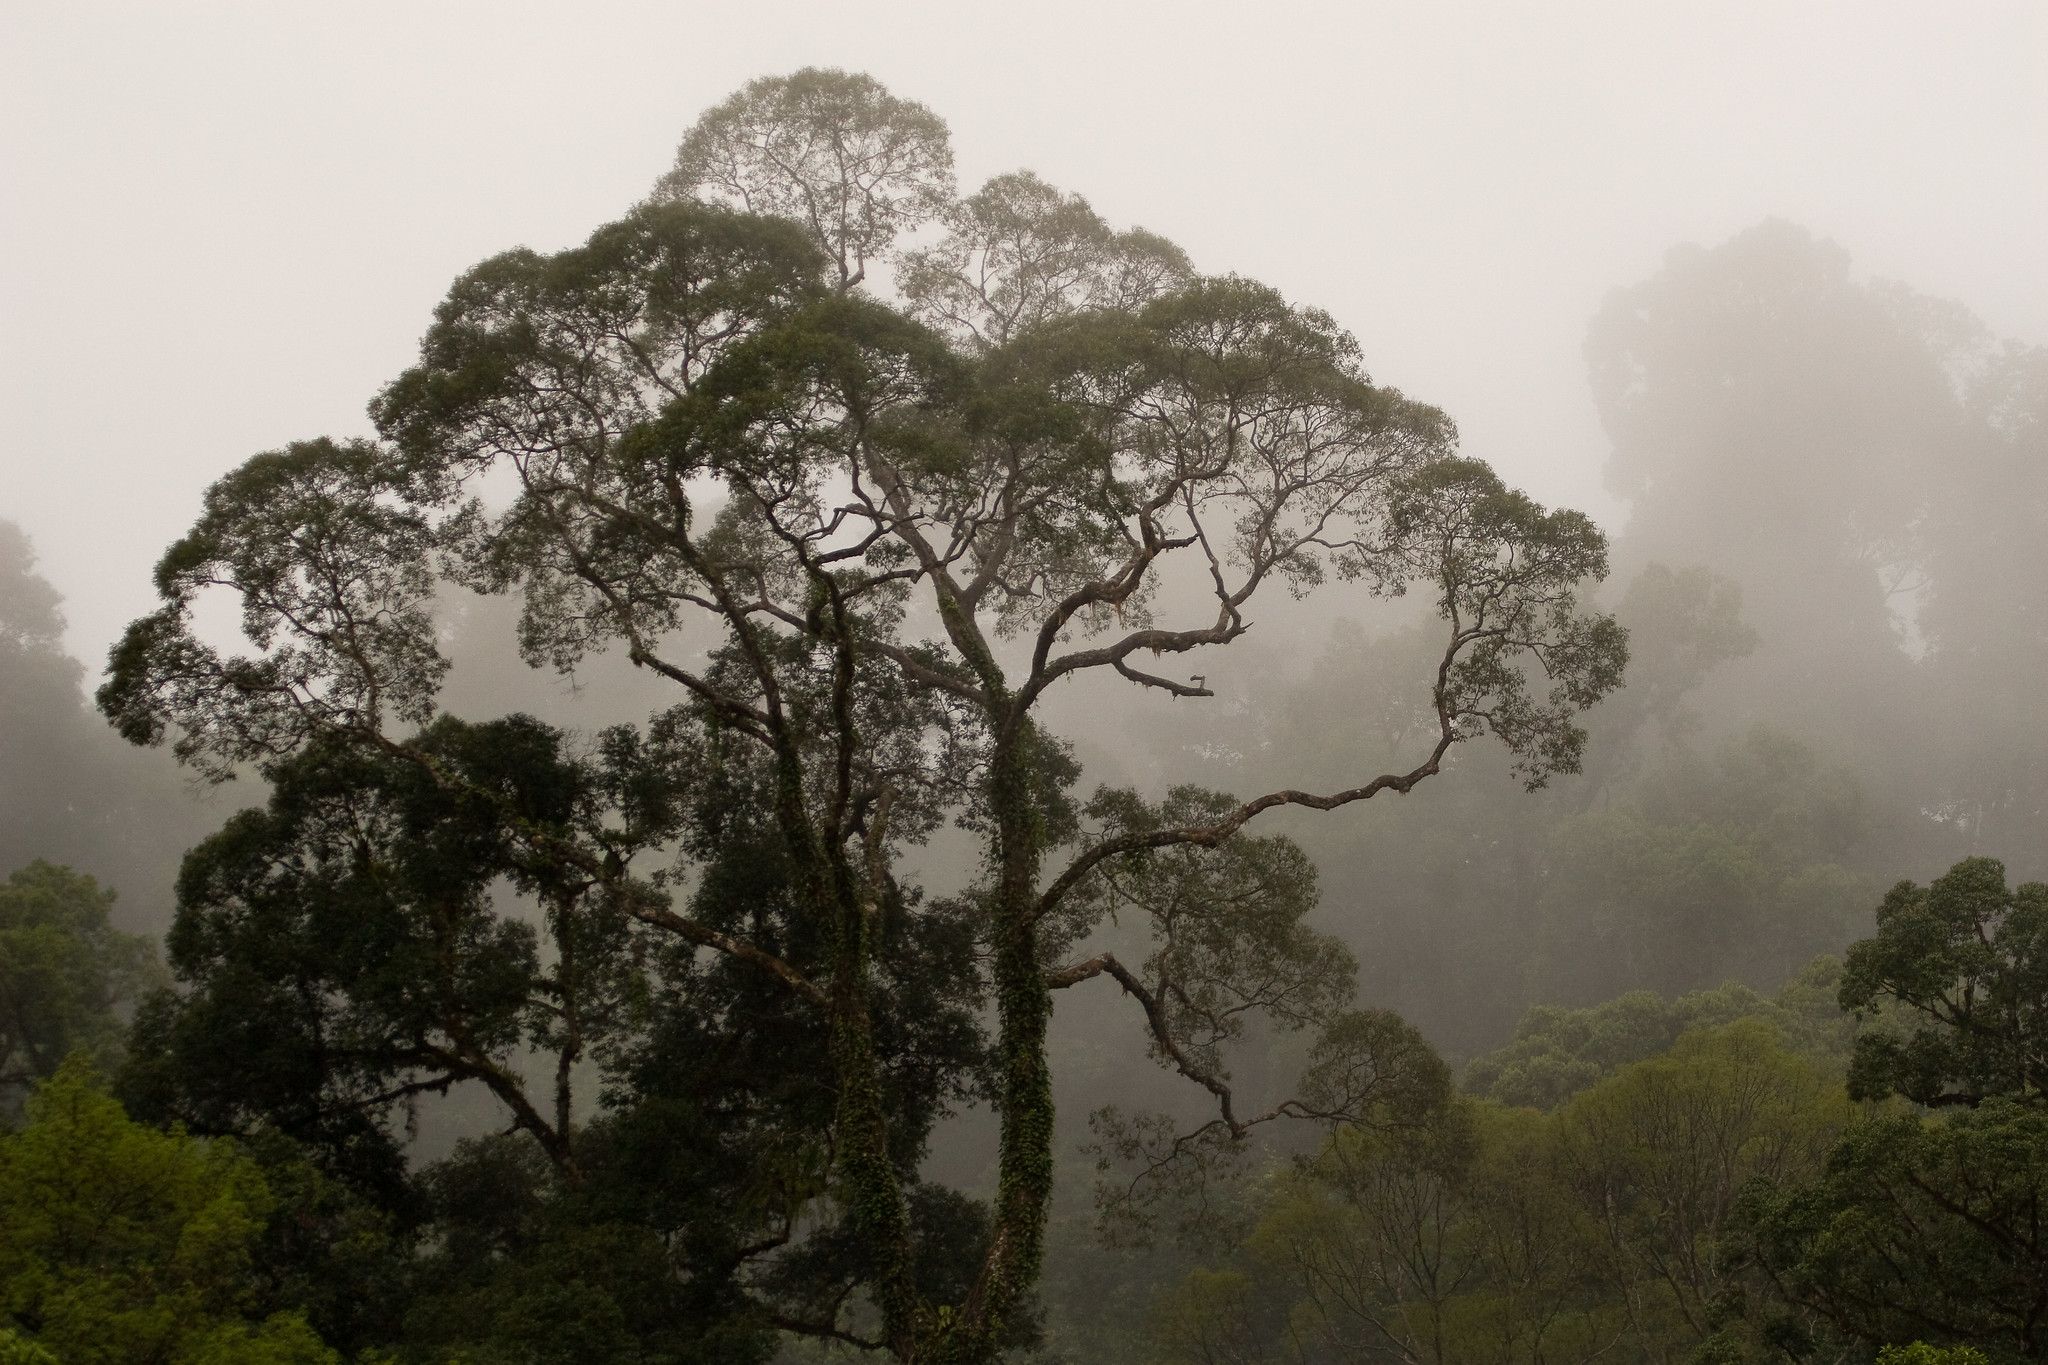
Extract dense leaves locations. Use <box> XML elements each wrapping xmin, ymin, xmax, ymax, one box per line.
<box><xmin>1840</xmin><ymin>857</ymin><xmax>2048</xmax><ymax>1108</ymax></box>
<box><xmin>1155</xmin><ymin>1016</ymin><xmax>1849</xmax><ymax>1365</ymax></box>
<box><xmin>1742</xmin><ymin>1100</ymin><xmax>2048</xmax><ymax>1362</ymax></box>
<box><xmin>0</xmin><ymin>1060</ymin><xmax>337</xmax><ymax>1364</ymax></box>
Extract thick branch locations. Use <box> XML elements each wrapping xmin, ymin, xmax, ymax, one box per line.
<box><xmin>1051</xmin><ymin>951</ymin><xmax>1245</xmax><ymax>1132</ymax></box>
<box><xmin>1111</xmin><ymin>657</ymin><xmax>1215</xmax><ymax>698</ymax></box>
<box><xmin>629</xmin><ymin>900</ymin><xmax>828</xmax><ymax>1008</ymax></box>
<box><xmin>1031</xmin><ymin>729</ymin><xmax>1455</xmax><ymax>928</ymax></box>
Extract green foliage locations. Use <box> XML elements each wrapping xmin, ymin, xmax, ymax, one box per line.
<box><xmin>1159</xmin><ymin>1019</ymin><xmax>1850</xmax><ymax>1365</ymax></box>
<box><xmin>0</xmin><ymin>1329</ymin><xmax>56</xmax><ymax>1365</ymax></box>
<box><xmin>122</xmin><ymin>708</ymin><xmax>987</xmax><ymax>1359</ymax></box>
<box><xmin>1731</xmin><ymin>858</ymin><xmax>2048</xmax><ymax>1362</ymax></box>
<box><xmin>1552</xmin><ymin>1020</ymin><xmax>1849</xmax><ymax>1355</ymax></box>
<box><xmin>0</xmin><ymin>1057</ymin><xmax>337</xmax><ymax>1364</ymax></box>
<box><xmin>1148</xmin><ymin>1266</ymin><xmax>1286</xmax><ymax>1365</ymax></box>
<box><xmin>1535</xmin><ymin>729</ymin><xmax>1874</xmax><ymax>1004</ymax></box>
<box><xmin>1247</xmin><ymin>1098</ymin><xmax>1616</xmax><ymax>1365</ymax></box>
<box><xmin>1840</xmin><ymin>856</ymin><xmax>2048</xmax><ymax>1107</ymax></box>
<box><xmin>0</xmin><ymin>860</ymin><xmax>163</xmax><ymax>1115</ymax></box>
<box><xmin>1467</xmin><ymin>956</ymin><xmax>1858</xmax><ymax>1110</ymax></box>
<box><xmin>1878</xmin><ymin>1345</ymin><xmax>1990</xmax><ymax>1365</ymax></box>
<box><xmin>397</xmin><ymin>1134</ymin><xmax>775</xmax><ymax>1365</ymax></box>
<box><xmin>1741</xmin><ymin>1100</ymin><xmax>2048</xmax><ymax>1362</ymax></box>
<box><xmin>120</xmin><ymin>716</ymin><xmax>643</xmax><ymax>1190</ymax></box>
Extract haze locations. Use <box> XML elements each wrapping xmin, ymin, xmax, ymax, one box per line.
<box><xmin>2</xmin><ymin>2</ymin><xmax>2042</xmax><ymax>666</ymax></box>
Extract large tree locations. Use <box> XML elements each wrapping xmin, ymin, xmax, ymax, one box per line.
<box><xmin>100</xmin><ymin>68</ymin><xmax>1625</xmax><ymax>1362</ymax></box>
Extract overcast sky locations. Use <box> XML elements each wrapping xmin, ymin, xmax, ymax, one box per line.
<box><xmin>3</xmin><ymin>1</ymin><xmax>2043</xmax><ymax>665</ymax></box>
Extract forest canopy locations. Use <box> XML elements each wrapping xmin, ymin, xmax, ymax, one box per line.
<box><xmin>0</xmin><ymin>59</ymin><xmax>2040</xmax><ymax>1365</ymax></box>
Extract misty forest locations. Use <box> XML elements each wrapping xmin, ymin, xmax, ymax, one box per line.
<box><xmin>6</xmin><ymin>67</ymin><xmax>2048</xmax><ymax>1365</ymax></box>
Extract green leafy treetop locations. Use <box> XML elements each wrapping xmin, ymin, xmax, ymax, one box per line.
<box><xmin>1467</xmin><ymin>955</ymin><xmax>1860</xmax><ymax>1110</ymax></box>
<box><xmin>98</xmin><ymin>67</ymin><xmax>1627</xmax><ymax>1363</ymax></box>
<box><xmin>1734</xmin><ymin>861</ymin><xmax>2048</xmax><ymax>1362</ymax></box>
<box><xmin>1840</xmin><ymin>856</ymin><xmax>2048</xmax><ymax>1107</ymax></box>
<box><xmin>1879</xmin><ymin>1344</ymin><xmax>1992</xmax><ymax>1365</ymax></box>
<box><xmin>0</xmin><ymin>1058</ymin><xmax>337</xmax><ymax>1364</ymax></box>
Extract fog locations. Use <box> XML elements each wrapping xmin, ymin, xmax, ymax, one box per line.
<box><xmin>4</xmin><ymin>4</ymin><xmax>2043</xmax><ymax>665</ymax></box>
<box><xmin>3</xmin><ymin>8</ymin><xmax>2046</xmax><ymax>1361</ymax></box>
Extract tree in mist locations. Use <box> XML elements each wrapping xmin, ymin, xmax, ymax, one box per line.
<box><xmin>1160</xmin><ymin>1017</ymin><xmax>1849</xmax><ymax>1365</ymax></box>
<box><xmin>1533</xmin><ymin>727</ymin><xmax>1873</xmax><ymax>1003</ymax></box>
<box><xmin>98</xmin><ymin>67</ymin><xmax>1625</xmax><ymax>1362</ymax></box>
<box><xmin>1463</xmin><ymin>955</ymin><xmax>1856</xmax><ymax>1112</ymax></box>
<box><xmin>1222</xmin><ymin>560</ymin><xmax>1791</xmax><ymax>1053</ymax></box>
<box><xmin>1839</xmin><ymin>856</ymin><xmax>2048</xmax><ymax>1110</ymax></box>
<box><xmin>1587</xmin><ymin>219</ymin><xmax>2048</xmax><ymax>883</ymax></box>
<box><xmin>0</xmin><ymin>524</ymin><xmax>94</xmax><ymax>880</ymax></box>
<box><xmin>1915</xmin><ymin>346</ymin><xmax>2048</xmax><ymax>872</ymax></box>
<box><xmin>1253</xmin><ymin>218</ymin><xmax>2044</xmax><ymax>1059</ymax></box>
<box><xmin>1586</xmin><ymin>221</ymin><xmax>1952</xmax><ymax>677</ymax></box>
<box><xmin>0</xmin><ymin>522</ymin><xmax>209</xmax><ymax>931</ymax></box>
<box><xmin>0</xmin><ymin>860</ymin><xmax>163</xmax><ymax>1118</ymax></box>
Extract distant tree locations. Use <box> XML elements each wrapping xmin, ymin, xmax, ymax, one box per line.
<box><xmin>1532</xmin><ymin>728</ymin><xmax>1874</xmax><ymax>1004</ymax></box>
<box><xmin>1915</xmin><ymin>346</ymin><xmax>2048</xmax><ymax>876</ymax></box>
<box><xmin>1586</xmin><ymin>220</ymin><xmax>2048</xmax><ymax>888</ymax></box>
<box><xmin>1585</xmin><ymin>220</ymin><xmax>1956</xmax><ymax>689</ymax></box>
<box><xmin>0</xmin><ymin>525</ymin><xmax>91</xmax><ymax>882</ymax></box>
<box><xmin>0</xmin><ymin>860</ymin><xmax>162</xmax><ymax>1117</ymax></box>
<box><xmin>0</xmin><ymin>522</ymin><xmax>209</xmax><ymax>931</ymax></box>
<box><xmin>1213</xmin><ymin>560</ymin><xmax>1757</xmax><ymax>1057</ymax></box>
<box><xmin>1570</xmin><ymin>564</ymin><xmax>1756</xmax><ymax>800</ymax></box>
<box><xmin>1464</xmin><ymin>956</ymin><xmax>1857</xmax><ymax>1111</ymax></box>
<box><xmin>99</xmin><ymin>67</ymin><xmax>1625</xmax><ymax>1362</ymax></box>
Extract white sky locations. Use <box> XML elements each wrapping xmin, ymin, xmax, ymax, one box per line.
<box><xmin>3</xmin><ymin>1</ymin><xmax>2043</xmax><ymax>666</ymax></box>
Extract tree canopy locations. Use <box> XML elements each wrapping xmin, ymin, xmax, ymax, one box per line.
<box><xmin>97</xmin><ymin>67</ymin><xmax>1625</xmax><ymax>1363</ymax></box>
